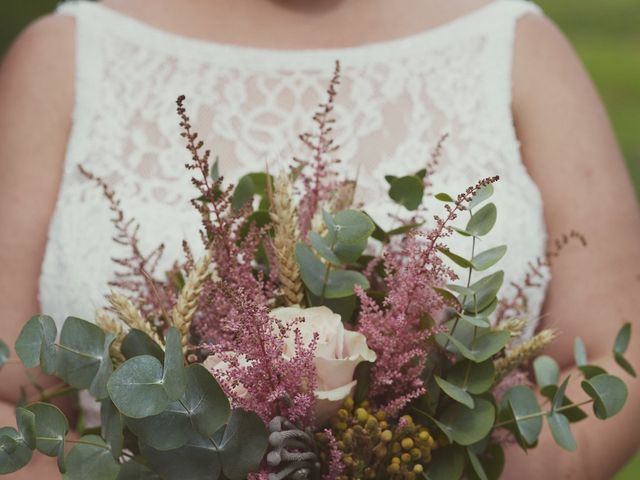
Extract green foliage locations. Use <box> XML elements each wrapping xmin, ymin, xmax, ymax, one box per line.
<box><xmin>121</xmin><ymin>329</ymin><xmax>164</xmax><ymax>361</ymax></box>
<box><xmin>63</xmin><ymin>435</ymin><xmax>120</xmax><ymax>480</ymax></box>
<box><xmin>435</xmin><ymin>375</ymin><xmax>475</xmax><ymax>408</ymax></box>
<box><xmin>432</xmin><ymin>398</ymin><xmax>495</xmax><ymax>446</ymax></box>
<box><xmin>27</xmin><ymin>403</ymin><xmax>69</xmax><ymax>471</ymax></box>
<box><xmin>581</xmin><ymin>374</ymin><xmax>628</xmax><ymax>419</ymax></box>
<box><xmin>55</xmin><ymin>317</ymin><xmax>115</xmax><ymax>399</ymax></box>
<box><xmin>465</xmin><ymin>203</ymin><xmax>497</xmax><ymax>237</ymax></box>
<box><xmin>500</xmin><ymin>386</ymin><xmax>542</xmax><ymax>447</ymax></box>
<box><xmin>425</xmin><ymin>445</ymin><xmax>465</xmax><ymax>480</ymax></box>
<box><xmin>0</xmin><ymin>427</ymin><xmax>32</xmax><ymax>474</ymax></box>
<box><xmin>388</xmin><ymin>175</ymin><xmax>424</xmax><ymax>210</ymax></box>
<box><xmin>0</xmin><ymin>340</ymin><xmax>9</xmax><ymax>370</ymax></box>
<box><xmin>100</xmin><ymin>400</ymin><xmax>123</xmax><ymax>459</ymax></box>
<box><xmin>613</xmin><ymin>323</ymin><xmax>636</xmax><ymax>377</ymax></box>
<box><xmin>15</xmin><ymin>315</ymin><xmax>57</xmax><ymax>373</ymax></box>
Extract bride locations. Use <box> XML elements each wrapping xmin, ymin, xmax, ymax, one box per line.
<box><xmin>0</xmin><ymin>0</ymin><xmax>638</xmax><ymax>477</ymax></box>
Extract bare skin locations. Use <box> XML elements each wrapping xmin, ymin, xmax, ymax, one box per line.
<box><xmin>0</xmin><ymin>0</ymin><xmax>638</xmax><ymax>478</ymax></box>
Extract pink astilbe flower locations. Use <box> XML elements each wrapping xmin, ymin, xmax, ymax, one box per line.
<box><xmin>176</xmin><ymin>96</ymin><xmax>277</xmax><ymax>343</ymax></box>
<box><xmin>322</xmin><ymin>429</ymin><xmax>344</xmax><ymax>480</ymax></box>
<box><xmin>205</xmin><ymin>288</ymin><xmax>318</xmax><ymax>426</ymax></box>
<box><xmin>293</xmin><ymin>61</ymin><xmax>343</xmax><ymax>239</ymax></box>
<box><xmin>357</xmin><ymin>177</ymin><xmax>500</xmax><ymax>415</ymax></box>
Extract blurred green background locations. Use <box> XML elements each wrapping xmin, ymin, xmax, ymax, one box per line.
<box><xmin>0</xmin><ymin>0</ymin><xmax>638</xmax><ymax>478</ymax></box>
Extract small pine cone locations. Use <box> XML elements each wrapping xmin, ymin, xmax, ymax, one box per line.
<box><xmin>270</xmin><ymin>173</ymin><xmax>304</xmax><ymax>306</ymax></box>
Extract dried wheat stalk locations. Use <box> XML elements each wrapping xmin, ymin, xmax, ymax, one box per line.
<box><xmin>108</xmin><ymin>292</ymin><xmax>163</xmax><ymax>346</ymax></box>
<box><xmin>494</xmin><ymin>329</ymin><xmax>557</xmax><ymax>383</ymax></box>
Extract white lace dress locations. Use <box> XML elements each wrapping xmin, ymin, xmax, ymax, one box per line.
<box><xmin>42</xmin><ymin>0</ymin><xmax>548</xmax><ymax>342</ymax></box>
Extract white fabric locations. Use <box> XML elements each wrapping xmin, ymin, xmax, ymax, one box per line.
<box><xmin>41</xmin><ymin>0</ymin><xmax>549</xmax><ymax>344</ymax></box>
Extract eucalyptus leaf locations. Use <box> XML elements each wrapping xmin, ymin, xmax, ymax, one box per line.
<box><xmin>101</xmin><ymin>399</ymin><xmax>124</xmax><ymax>459</ymax></box>
<box><xmin>141</xmin><ymin>431</ymin><xmax>221</xmax><ymax>480</ymax></box>
<box><xmin>465</xmin><ymin>203</ymin><xmax>497</xmax><ymax>237</ymax></box>
<box><xmin>552</xmin><ymin>376</ymin><xmax>571</xmax><ymax>412</ymax></box>
<box><xmin>0</xmin><ymin>427</ymin><xmax>32</xmax><ymax>474</ymax></box>
<box><xmin>162</xmin><ymin>328</ymin><xmax>187</xmax><ymax>401</ymax></box>
<box><xmin>574</xmin><ymin>337</ymin><xmax>587</xmax><ymax>367</ymax></box>
<box><xmin>547</xmin><ymin>412</ymin><xmax>576</xmax><ymax>452</ymax></box>
<box><xmin>464</xmin><ymin>271</ymin><xmax>504</xmax><ymax>313</ymax></box>
<box><xmin>425</xmin><ymin>446</ymin><xmax>465</xmax><ymax>480</ymax></box>
<box><xmin>388</xmin><ymin>175</ymin><xmax>424</xmax><ymax>211</ymax></box>
<box><xmin>27</xmin><ymin>403</ymin><xmax>68</xmax><ymax>458</ymax></box>
<box><xmin>353</xmin><ymin>361</ymin><xmax>372</xmax><ymax>406</ymax></box>
<box><xmin>309</xmin><ymin>232</ymin><xmax>342</xmax><ymax>265</ymax></box>
<box><xmin>15</xmin><ymin>315</ymin><xmax>57</xmax><ymax>372</ymax></box>
<box><xmin>435</xmin><ymin>376</ymin><xmax>474</xmax><ymax>408</ymax></box>
<box><xmin>501</xmin><ymin>386</ymin><xmax>542</xmax><ymax>446</ymax></box>
<box><xmin>467</xmin><ymin>448</ymin><xmax>489</xmax><ymax>480</ymax></box>
<box><xmin>0</xmin><ymin>340</ymin><xmax>9</xmax><ymax>370</ymax></box>
<box><xmin>581</xmin><ymin>374</ymin><xmax>628</xmax><ymax>419</ymax></box>
<box><xmin>116</xmin><ymin>460</ymin><xmax>162</xmax><ymax>480</ymax></box>
<box><xmin>471</xmin><ymin>246</ymin><xmax>507</xmax><ymax>271</ymax></box>
<box><xmin>55</xmin><ymin>317</ymin><xmax>115</xmax><ymax>399</ymax></box>
<box><xmin>439</xmin><ymin>248</ymin><xmax>473</xmax><ymax>269</ymax></box>
<box><xmin>614</xmin><ymin>352</ymin><xmax>636</xmax><ymax>378</ymax></box>
<box><xmin>578</xmin><ymin>364</ymin><xmax>607</xmax><ymax>379</ymax></box>
<box><xmin>334</xmin><ymin>237</ymin><xmax>368</xmax><ymax>264</ymax></box>
<box><xmin>107</xmin><ymin>355</ymin><xmax>169</xmax><ymax>418</ymax></box>
<box><xmin>15</xmin><ymin>407</ymin><xmax>36</xmax><ymax>450</ymax></box>
<box><xmin>63</xmin><ymin>435</ymin><xmax>120</xmax><ymax>480</ymax></box>
<box><xmin>614</xmin><ymin>323</ymin><xmax>632</xmax><ymax>354</ymax></box>
<box><xmin>447</xmin><ymin>360</ymin><xmax>495</xmax><ymax>395</ymax></box>
<box><xmin>457</xmin><ymin>312</ymin><xmax>491</xmax><ymax>328</ymax></box>
<box><xmin>433</xmin><ymin>398</ymin><xmax>495</xmax><ymax>446</ymax></box>
<box><xmin>435</xmin><ymin>192</ymin><xmax>455</xmax><ymax>203</ymax></box>
<box><xmin>231</xmin><ymin>174</ymin><xmax>255</xmax><ymax>211</ymax></box>
<box><xmin>533</xmin><ymin>355</ymin><xmax>560</xmax><ymax>395</ymax></box>
<box><xmin>218</xmin><ymin>409</ymin><xmax>269</xmax><ymax>480</ymax></box>
<box><xmin>467</xmin><ymin>184</ymin><xmax>494</xmax><ymax>211</ymax></box>
<box><xmin>334</xmin><ymin>209</ymin><xmax>375</xmax><ymax>245</ymax></box>
<box><xmin>121</xmin><ymin>330</ymin><xmax>164</xmax><ymax>362</ymax></box>
<box><xmin>444</xmin><ymin>330</ymin><xmax>510</xmax><ymax>363</ymax></box>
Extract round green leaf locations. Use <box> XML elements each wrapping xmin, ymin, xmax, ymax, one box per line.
<box><xmin>309</xmin><ymin>232</ymin><xmax>342</xmax><ymax>265</ymax></box>
<box><xmin>434</xmin><ymin>398</ymin><xmax>495</xmax><ymax>446</ymax></box>
<box><xmin>116</xmin><ymin>460</ymin><xmax>161</xmax><ymax>479</ymax></box>
<box><xmin>439</xmin><ymin>248</ymin><xmax>473</xmax><ymax>269</ymax></box>
<box><xmin>231</xmin><ymin>174</ymin><xmax>255</xmax><ymax>211</ymax></box>
<box><xmin>464</xmin><ymin>271</ymin><xmax>504</xmax><ymax>313</ymax></box>
<box><xmin>444</xmin><ymin>330</ymin><xmax>510</xmax><ymax>363</ymax></box>
<box><xmin>435</xmin><ymin>192</ymin><xmax>455</xmax><ymax>203</ymax></box>
<box><xmin>100</xmin><ymin>399</ymin><xmax>123</xmax><ymax>459</ymax></box>
<box><xmin>547</xmin><ymin>412</ymin><xmax>576</xmax><ymax>452</ymax></box>
<box><xmin>121</xmin><ymin>330</ymin><xmax>164</xmax><ymax>362</ymax></box>
<box><xmin>0</xmin><ymin>340</ymin><xmax>9</xmax><ymax>370</ymax></box>
<box><xmin>125</xmin><ymin>401</ymin><xmax>193</xmax><ymax>451</ymax></box>
<box><xmin>388</xmin><ymin>175</ymin><xmax>424</xmax><ymax>211</ymax></box>
<box><xmin>218</xmin><ymin>409</ymin><xmax>269</xmax><ymax>480</ymax></box>
<box><xmin>574</xmin><ymin>337</ymin><xmax>587</xmax><ymax>367</ymax></box>
<box><xmin>15</xmin><ymin>315</ymin><xmax>57</xmax><ymax>372</ymax></box>
<box><xmin>162</xmin><ymin>328</ymin><xmax>187</xmax><ymax>401</ymax></box>
<box><xmin>0</xmin><ymin>427</ymin><xmax>32</xmax><ymax>474</ymax></box>
<box><xmin>533</xmin><ymin>355</ymin><xmax>560</xmax><ymax>394</ymax></box>
<box><xmin>334</xmin><ymin>209</ymin><xmax>375</xmax><ymax>245</ymax></box>
<box><xmin>425</xmin><ymin>446</ymin><xmax>465</xmax><ymax>480</ymax></box>
<box><xmin>501</xmin><ymin>386</ymin><xmax>542</xmax><ymax>446</ymax></box>
<box><xmin>141</xmin><ymin>431</ymin><xmax>221</xmax><ymax>480</ymax></box>
<box><xmin>581</xmin><ymin>374</ymin><xmax>628</xmax><ymax>419</ymax></box>
<box><xmin>16</xmin><ymin>407</ymin><xmax>36</xmax><ymax>450</ymax></box>
<box><xmin>107</xmin><ymin>355</ymin><xmax>169</xmax><ymax>418</ymax></box>
<box><xmin>465</xmin><ymin>203</ymin><xmax>497</xmax><ymax>237</ymax></box>
<box><xmin>467</xmin><ymin>184</ymin><xmax>494</xmax><ymax>211</ymax></box>
<box><xmin>63</xmin><ymin>435</ymin><xmax>120</xmax><ymax>480</ymax></box>
<box><xmin>471</xmin><ymin>246</ymin><xmax>507</xmax><ymax>271</ymax></box>
<box><xmin>435</xmin><ymin>376</ymin><xmax>474</xmax><ymax>408</ymax></box>
<box><xmin>447</xmin><ymin>360</ymin><xmax>495</xmax><ymax>394</ymax></box>
<box><xmin>182</xmin><ymin>364</ymin><xmax>231</xmax><ymax>437</ymax></box>
<box><xmin>614</xmin><ymin>323</ymin><xmax>632</xmax><ymax>355</ymax></box>
<box><xmin>614</xmin><ymin>352</ymin><xmax>636</xmax><ymax>378</ymax></box>
<box><xmin>578</xmin><ymin>364</ymin><xmax>607</xmax><ymax>379</ymax></box>
<box><xmin>467</xmin><ymin>448</ymin><xmax>488</xmax><ymax>480</ymax></box>
<box><xmin>55</xmin><ymin>317</ymin><xmax>114</xmax><ymax>399</ymax></box>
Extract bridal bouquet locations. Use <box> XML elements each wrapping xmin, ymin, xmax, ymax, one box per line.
<box><xmin>0</xmin><ymin>65</ymin><xmax>634</xmax><ymax>479</ymax></box>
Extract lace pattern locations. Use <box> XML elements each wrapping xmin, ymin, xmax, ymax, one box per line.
<box><xmin>42</xmin><ymin>0</ymin><xmax>548</xmax><ymax>345</ymax></box>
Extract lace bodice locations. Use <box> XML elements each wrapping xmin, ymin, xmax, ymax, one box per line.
<box><xmin>41</xmin><ymin>0</ymin><xmax>549</xmax><ymax>344</ymax></box>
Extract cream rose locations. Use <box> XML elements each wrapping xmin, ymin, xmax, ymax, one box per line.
<box><xmin>205</xmin><ymin>306</ymin><xmax>376</xmax><ymax>425</ymax></box>
<box><xmin>272</xmin><ymin>306</ymin><xmax>377</xmax><ymax>424</ymax></box>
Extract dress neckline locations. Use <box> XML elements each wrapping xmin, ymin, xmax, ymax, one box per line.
<box><xmin>67</xmin><ymin>1</ymin><xmax>520</xmax><ymax>66</ymax></box>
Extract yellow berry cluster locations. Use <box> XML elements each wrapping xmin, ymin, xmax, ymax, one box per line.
<box><xmin>322</xmin><ymin>397</ymin><xmax>437</xmax><ymax>480</ymax></box>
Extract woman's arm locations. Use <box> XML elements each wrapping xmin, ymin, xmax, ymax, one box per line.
<box><xmin>506</xmin><ymin>14</ymin><xmax>640</xmax><ymax>479</ymax></box>
<box><xmin>0</xmin><ymin>14</ymin><xmax>75</xmax><ymax>478</ymax></box>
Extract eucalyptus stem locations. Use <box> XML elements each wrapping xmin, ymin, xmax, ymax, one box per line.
<box><xmin>319</xmin><ymin>233</ymin><xmax>338</xmax><ymax>304</ymax></box>
<box><xmin>36</xmin><ymin>436</ymin><xmax>110</xmax><ymax>450</ymax></box>
<box><xmin>492</xmin><ymin>399</ymin><xmax>593</xmax><ymax>429</ymax></box>
<box><xmin>30</xmin><ymin>384</ymin><xmax>77</xmax><ymax>403</ymax></box>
